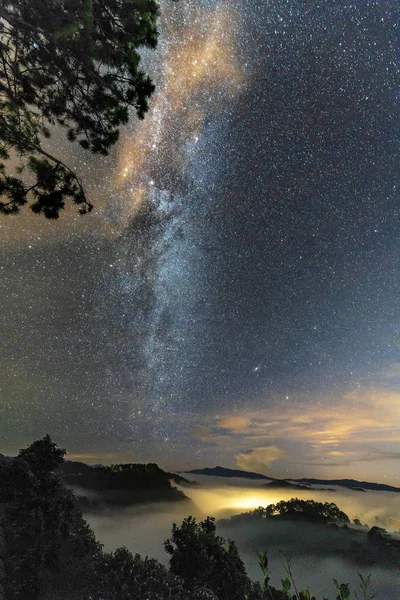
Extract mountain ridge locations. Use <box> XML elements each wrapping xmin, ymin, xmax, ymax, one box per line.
<box><xmin>185</xmin><ymin>466</ymin><xmax>400</xmax><ymax>492</ymax></box>
<box><xmin>185</xmin><ymin>466</ymin><xmax>276</xmax><ymax>480</ymax></box>
<box><xmin>292</xmin><ymin>477</ymin><xmax>400</xmax><ymax>493</ymax></box>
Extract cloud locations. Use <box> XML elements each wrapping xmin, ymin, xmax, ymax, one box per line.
<box><xmin>195</xmin><ymin>428</ymin><xmax>217</xmax><ymax>443</ymax></box>
<box><xmin>303</xmin><ymin>449</ymin><xmax>400</xmax><ymax>468</ymax></box>
<box><xmin>187</xmin><ymin>385</ymin><xmax>400</xmax><ymax>483</ymax></box>
<box><xmin>217</xmin><ymin>416</ymin><xmax>251</xmax><ymax>432</ymax></box>
<box><xmin>236</xmin><ymin>445</ymin><xmax>287</xmax><ymax>475</ymax></box>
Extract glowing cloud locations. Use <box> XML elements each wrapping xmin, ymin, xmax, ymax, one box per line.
<box><xmin>218</xmin><ymin>415</ymin><xmax>252</xmax><ymax>431</ymax></box>
<box><xmin>236</xmin><ymin>445</ymin><xmax>287</xmax><ymax>475</ymax></box>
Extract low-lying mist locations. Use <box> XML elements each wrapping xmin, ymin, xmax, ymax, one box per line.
<box><xmin>180</xmin><ymin>474</ymin><xmax>400</xmax><ymax>528</ymax></box>
<box><xmin>83</xmin><ymin>475</ymin><xmax>400</xmax><ymax>599</ymax></box>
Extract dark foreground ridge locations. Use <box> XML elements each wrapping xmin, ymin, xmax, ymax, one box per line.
<box><xmin>1</xmin><ymin>436</ymin><xmax>397</xmax><ymax>600</ymax></box>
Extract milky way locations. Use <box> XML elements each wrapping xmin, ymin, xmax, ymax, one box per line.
<box><xmin>1</xmin><ymin>0</ymin><xmax>399</xmax><ymax>479</ymax></box>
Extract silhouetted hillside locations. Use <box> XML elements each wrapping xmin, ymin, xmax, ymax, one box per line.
<box><xmin>222</xmin><ymin>499</ymin><xmax>400</xmax><ymax>570</ymax></box>
<box><xmin>59</xmin><ymin>461</ymin><xmax>191</xmax><ymax>509</ymax></box>
<box><xmin>229</xmin><ymin>499</ymin><xmax>350</xmax><ymax>524</ymax></box>
<box><xmin>266</xmin><ymin>480</ymin><xmax>336</xmax><ymax>492</ymax></box>
<box><xmin>185</xmin><ymin>467</ymin><xmax>399</xmax><ymax>494</ymax></box>
<box><xmin>2</xmin><ymin>436</ymin><xmax>399</xmax><ymax>600</ymax></box>
<box><xmin>186</xmin><ymin>466</ymin><xmax>273</xmax><ymax>480</ymax></box>
<box><xmin>293</xmin><ymin>478</ymin><xmax>400</xmax><ymax>493</ymax></box>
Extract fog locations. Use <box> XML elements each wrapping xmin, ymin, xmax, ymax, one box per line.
<box><xmin>180</xmin><ymin>474</ymin><xmax>400</xmax><ymax>529</ymax></box>
<box><xmin>84</xmin><ymin>476</ymin><xmax>400</xmax><ymax>599</ymax></box>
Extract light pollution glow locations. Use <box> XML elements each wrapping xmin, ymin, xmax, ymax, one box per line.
<box><xmin>189</xmin><ymin>385</ymin><xmax>400</xmax><ymax>485</ymax></box>
<box><xmin>63</xmin><ymin>384</ymin><xmax>400</xmax><ymax>486</ymax></box>
<box><xmin>181</xmin><ymin>482</ymin><xmax>400</xmax><ymax>531</ymax></box>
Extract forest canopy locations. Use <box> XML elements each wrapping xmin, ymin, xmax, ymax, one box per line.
<box><xmin>0</xmin><ymin>436</ymin><xmax>384</xmax><ymax>600</ymax></box>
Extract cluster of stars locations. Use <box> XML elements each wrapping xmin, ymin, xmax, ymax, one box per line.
<box><xmin>0</xmin><ymin>0</ymin><xmax>398</xmax><ymax>480</ymax></box>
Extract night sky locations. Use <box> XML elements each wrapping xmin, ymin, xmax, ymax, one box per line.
<box><xmin>1</xmin><ymin>0</ymin><xmax>399</xmax><ymax>483</ymax></box>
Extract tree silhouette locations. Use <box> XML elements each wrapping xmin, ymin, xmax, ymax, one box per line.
<box><xmin>0</xmin><ymin>435</ymin><xmax>97</xmax><ymax>599</ymax></box>
<box><xmin>232</xmin><ymin>498</ymin><xmax>350</xmax><ymax>524</ymax></box>
<box><xmin>271</xmin><ymin>498</ymin><xmax>350</xmax><ymax>523</ymax></box>
<box><xmin>0</xmin><ymin>437</ymin><xmax>378</xmax><ymax>600</ymax></box>
<box><xmin>164</xmin><ymin>516</ymin><xmax>249</xmax><ymax>600</ymax></box>
<box><xmin>17</xmin><ymin>433</ymin><xmax>65</xmax><ymax>473</ymax></box>
<box><xmin>0</xmin><ymin>0</ymin><xmax>159</xmax><ymax>218</ymax></box>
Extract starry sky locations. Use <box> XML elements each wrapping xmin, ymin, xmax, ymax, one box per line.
<box><xmin>1</xmin><ymin>0</ymin><xmax>400</xmax><ymax>483</ymax></box>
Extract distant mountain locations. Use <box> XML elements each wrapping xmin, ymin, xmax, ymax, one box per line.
<box><xmin>184</xmin><ymin>466</ymin><xmax>400</xmax><ymax>493</ymax></box>
<box><xmin>185</xmin><ymin>466</ymin><xmax>274</xmax><ymax>480</ymax></box>
<box><xmin>292</xmin><ymin>478</ymin><xmax>400</xmax><ymax>493</ymax></box>
<box><xmin>185</xmin><ymin>469</ymin><xmax>335</xmax><ymax>491</ymax></box>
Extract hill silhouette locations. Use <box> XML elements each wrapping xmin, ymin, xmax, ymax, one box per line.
<box><xmin>293</xmin><ymin>478</ymin><xmax>400</xmax><ymax>493</ymax></box>
<box><xmin>2</xmin><ymin>436</ymin><xmax>399</xmax><ymax>600</ymax></box>
<box><xmin>186</xmin><ymin>466</ymin><xmax>273</xmax><ymax>480</ymax></box>
<box><xmin>59</xmin><ymin>460</ymin><xmax>191</xmax><ymax>510</ymax></box>
<box><xmin>186</xmin><ymin>466</ymin><xmax>400</xmax><ymax>493</ymax></box>
<box><xmin>222</xmin><ymin>499</ymin><xmax>400</xmax><ymax>570</ymax></box>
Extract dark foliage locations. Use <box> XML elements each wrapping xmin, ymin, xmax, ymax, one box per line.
<box><xmin>230</xmin><ymin>498</ymin><xmax>350</xmax><ymax>525</ymax></box>
<box><xmin>0</xmin><ymin>0</ymin><xmax>159</xmax><ymax>217</ymax></box>
<box><xmin>165</xmin><ymin>516</ymin><xmax>250</xmax><ymax>600</ymax></box>
<box><xmin>18</xmin><ymin>433</ymin><xmax>66</xmax><ymax>473</ymax></box>
<box><xmin>0</xmin><ymin>437</ymin><xmax>381</xmax><ymax>600</ymax></box>
<box><xmin>0</xmin><ymin>436</ymin><xmax>221</xmax><ymax>599</ymax></box>
<box><xmin>271</xmin><ymin>498</ymin><xmax>350</xmax><ymax>523</ymax></box>
<box><xmin>59</xmin><ymin>460</ymin><xmax>189</xmax><ymax>508</ymax></box>
<box><xmin>0</xmin><ymin>436</ymin><xmax>102</xmax><ymax>599</ymax></box>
